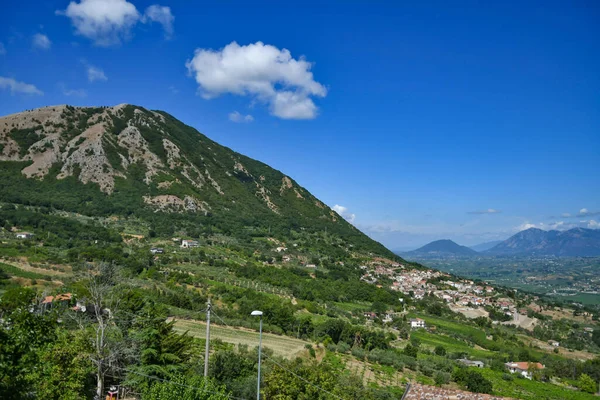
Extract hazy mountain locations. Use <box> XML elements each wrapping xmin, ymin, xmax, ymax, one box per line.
<box><xmin>470</xmin><ymin>240</ymin><xmax>503</xmax><ymax>252</ymax></box>
<box><xmin>0</xmin><ymin>104</ymin><xmax>397</xmax><ymax>259</ymax></box>
<box><xmin>403</xmin><ymin>239</ymin><xmax>478</xmax><ymax>257</ymax></box>
<box><xmin>486</xmin><ymin>227</ymin><xmax>600</xmax><ymax>256</ymax></box>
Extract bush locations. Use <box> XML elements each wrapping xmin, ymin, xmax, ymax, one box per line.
<box><xmin>434</xmin><ymin>345</ymin><xmax>447</xmax><ymax>356</ymax></box>
<box><xmin>502</xmin><ymin>373</ymin><xmax>514</xmax><ymax>381</ymax></box>
<box><xmin>434</xmin><ymin>371</ymin><xmax>450</xmax><ymax>386</ymax></box>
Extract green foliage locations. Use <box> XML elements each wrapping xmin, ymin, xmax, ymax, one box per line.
<box><xmin>9</xmin><ymin>126</ymin><xmax>42</xmax><ymax>157</ymax></box>
<box><xmin>143</xmin><ymin>374</ymin><xmax>230</xmax><ymax>400</ymax></box>
<box><xmin>452</xmin><ymin>367</ymin><xmax>493</xmax><ymax>394</ymax></box>
<box><xmin>578</xmin><ymin>373</ymin><xmax>597</xmax><ymax>394</ymax></box>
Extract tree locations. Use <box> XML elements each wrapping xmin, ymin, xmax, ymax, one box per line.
<box><xmin>578</xmin><ymin>373</ymin><xmax>597</xmax><ymax>394</ymax></box>
<box><xmin>144</xmin><ymin>374</ymin><xmax>229</xmax><ymax>400</ymax></box>
<box><xmin>77</xmin><ymin>262</ymin><xmax>128</xmax><ymax>399</ymax></box>
<box><xmin>403</xmin><ymin>343</ymin><xmax>418</xmax><ymax>358</ymax></box>
<box><xmin>453</xmin><ymin>368</ymin><xmax>493</xmax><ymax>394</ymax></box>
<box><xmin>434</xmin><ymin>345</ymin><xmax>447</xmax><ymax>357</ymax></box>
<box><xmin>25</xmin><ymin>330</ymin><xmax>94</xmax><ymax>399</ymax></box>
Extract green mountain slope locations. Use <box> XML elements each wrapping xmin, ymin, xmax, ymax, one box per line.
<box><xmin>0</xmin><ymin>104</ymin><xmax>395</xmax><ymax>258</ymax></box>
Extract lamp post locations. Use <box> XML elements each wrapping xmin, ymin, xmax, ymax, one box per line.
<box><xmin>251</xmin><ymin>310</ymin><xmax>263</xmax><ymax>400</ymax></box>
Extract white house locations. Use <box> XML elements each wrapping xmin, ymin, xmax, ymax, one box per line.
<box><xmin>15</xmin><ymin>232</ymin><xmax>34</xmax><ymax>239</ymax></box>
<box><xmin>505</xmin><ymin>362</ymin><xmax>544</xmax><ymax>379</ymax></box>
<box><xmin>410</xmin><ymin>318</ymin><xmax>426</xmax><ymax>329</ymax></box>
<box><xmin>150</xmin><ymin>247</ymin><xmax>164</xmax><ymax>254</ymax></box>
<box><xmin>548</xmin><ymin>340</ymin><xmax>560</xmax><ymax>347</ymax></box>
<box><xmin>181</xmin><ymin>240</ymin><xmax>199</xmax><ymax>248</ymax></box>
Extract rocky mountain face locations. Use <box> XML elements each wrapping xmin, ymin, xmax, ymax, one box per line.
<box><xmin>486</xmin><ymin>227</ymin><xmax>600</xmax><ymax>256</ymax></box>
<box><xmin>402</xmin><ymin>239</ymin><xmax>478</xmax><ymax>258</ymax></box>
<box><xmin>0</xmin><ymin>104</ymin><xmax>394</xmax><ymax>257</ymax></box>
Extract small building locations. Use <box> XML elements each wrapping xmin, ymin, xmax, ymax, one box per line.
<box><xmin>410</xmin><ymin>318</ymin><xmax>426</xmax><ymax>329</ymax></box>
<box><xmin>275</xmin><ymin>246</ymin><xmax>287</xmax><ymax>252</ymax></box>
<box><xmin>41</xmin><ymin>293</ymin><xmax>73</xmax><ymax>311</ymax></box>
<box><xmin>548</xmin><ymin>340</ymin><xmax>560</xmax><ymax>347</ymax></box>
<box><xmin>363</xmin><ymin>312</ymin><xmax>376</xmax><ymax>319</ymax></box>
<box><xmin>150</xmin><ymin>247</ymin><xmax>164</xmax><ymax>254</ymax></box>
<box><xmin>458</xmin><ymin>359</ymin><xmax>484</xmax><ymax>368</ymax></box>
<box><xmin>15</xmin><ymin>232</ymin><xmax>34</xmax><ymax>239</ymax></box>
<box><xmin>181</xmin><ymin>240</ymin><xmax>199</xmax><ymax>249</ymax></box>
<box><xmin>505</xmin><ymin>362</ymin><xmax>544</xmax><ymax>379</ymax></box>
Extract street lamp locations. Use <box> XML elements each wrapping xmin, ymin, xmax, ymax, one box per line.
<box><xmin>251</xmin><ymin>310</ymin><xmax>263</xmax><ymax>400</ymax></box>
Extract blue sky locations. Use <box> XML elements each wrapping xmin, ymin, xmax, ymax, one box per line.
<box><xmin>1</xmin><ymin>0</ymin><xmax>599</xmax><ymax>250</ymax></box>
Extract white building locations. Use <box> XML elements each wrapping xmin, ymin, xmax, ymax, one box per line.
<box><xmin>410</xmin><ymin>318</ymin><xmax>426</xmax><ymax>329</ymax></box>
<box><xmin>505</xmin><ymin>362</ymin><xmax>544</xmax><ymax>379</ymax></box>
<box><xmin>181</xmin><ymin>240</ymin><xmax>199</xmax><ymax>248</ymax></box>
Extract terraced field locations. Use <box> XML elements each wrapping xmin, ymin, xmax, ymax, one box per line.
<box><xmin>171</xmin><ymin>318</ymin><xmax>310</xmax><ymax>358</ymax></box>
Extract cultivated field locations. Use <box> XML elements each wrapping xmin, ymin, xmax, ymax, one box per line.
<box><xmin>171</xmin><ymin>318</ymin><xmax>310</xmax><ymax>358</ymax></box>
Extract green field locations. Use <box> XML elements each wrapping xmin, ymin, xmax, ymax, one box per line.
<box><xmin>172</xmin><ymin>318</ymin><xmax>310</xmax><ymax>358</ymax></box>
<box><xmin>0</xmin><ymin>262</ymin><xmax>53</xmax><ymax>281</ymax></box>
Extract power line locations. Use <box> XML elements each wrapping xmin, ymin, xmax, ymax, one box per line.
<box><xmin>210</xmin><ymin>311</ymin><xmax>345</xmax><ymax>400</ymax></box>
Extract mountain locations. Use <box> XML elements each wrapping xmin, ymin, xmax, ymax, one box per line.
<box><xmin>0</xmin><ymin>104</ymin><xmax>396</xmax><ymax>258</ymax></box>
<box><xmin>403</xmin><ymin>239</ymin><xmax>478</xmax><ymax>257</ymax></box>
<box><xmin>486</xmin><ymin>227</ymin><xmax>600</xmax><ymax>256</ymax></box>
<box><xmin>470</xmin><ymin>240</ymin><xmax>503</xmax><ymax>252</ymax></box>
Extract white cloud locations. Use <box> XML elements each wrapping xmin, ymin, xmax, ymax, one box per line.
<box><xmin>87</xmin><ymin>65</ymin><xmax>107</xmax><ymax>82</ymax></box>
<box><xmin>228</xmin><ymin>111</ymin><xmax>254</xmax><ymax>123</ymax></box>
<box><xmin>32</xmin><ymin>33</ymin><xmax>52</xmax><ymax>50</ymax></box>
<box><xmin>59</xmin><ymin>83</ymin><xmax>87</xmax><ymax>97</ymax></box>
<box><xmin>468</xmin><ymin>208</ymin><xmax>501</xmax><ymax>214</ymax></box>
<box><xmin>580</xmin><ymin>208</ymin><xmax>589</xmax><ymax>215</ymax></box>
<box><xmin>186</xmin><ymin>41</ymin><xmax>327</xmax><ymax>120</ymax></box>
<box><xmin>168</xmin><ymin>85</ymin><xmax>179</xmax><ymax>94</ymax></box>
<box><xmin>515</xmin><ymin>220</ymin><xmax>582</xmax><ymax>232</ymax></box>
<box><xmin>0</xmin><ymin>42</ymin><xmax>6</xmax><ymax>55</ymax></box>
<box><xmin>0</xmin><ymin>76</ymin><xmax>43</xmax><ymax>95</ymax></box>
<box><xmin>588</xmin><ymin>220</ymin><xmax>600</xmax><ymax>229</ymax></box>
<box><xmin>58</xmin><ymin>0</ymin><xmax>173</xmax><ymax>46</ymax></box>
<box><xmin>142</xmin><ymin>5</ymin><xmax>174</xmax><ymax>38</ymax></box>
<box><xmin>561</xmin><ymin>213</ymin><xmax>572</xmax><ymax>218</ymax></box>
<box><xmin>333</xmin><ymin>204</ymin><xmax>356</xmax><ymax>224</ymax></box>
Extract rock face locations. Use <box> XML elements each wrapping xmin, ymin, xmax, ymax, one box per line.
<box><xmin>486</xmin><ymin>227</ymin><xmax>600</xmax><ymax>257</ymax></box>
<box><xmin>0</xmin><ymin>104</ymin><xmax>390</xmax><ymax>258</ymax></box>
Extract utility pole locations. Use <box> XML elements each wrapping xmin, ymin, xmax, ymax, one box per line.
<box><xmin>204</xmin><ymin>298</ymin><xmax>211</xmax><ymax>377</ymax></box>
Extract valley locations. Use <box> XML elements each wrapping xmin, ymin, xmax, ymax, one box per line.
<box><xmin>0</xmin><ymin>105</ymin><xmax>598</xmax><ymax>400</ymax></box>
<box><xmin>411</xmin><ymin>256</ymin><xmax>600</xmax><ymax>305</ymax></box>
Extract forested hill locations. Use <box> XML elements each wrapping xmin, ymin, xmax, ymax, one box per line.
<box><xmin>0</xmin><ymin>104</ymin><xmax>398</xmax><ymax>259</ymax></box>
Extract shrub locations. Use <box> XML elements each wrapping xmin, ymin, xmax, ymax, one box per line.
<box><xmin>434</xmin><ymin>371</ymin><xmax>450</xmax><ymax>386</ymax></box>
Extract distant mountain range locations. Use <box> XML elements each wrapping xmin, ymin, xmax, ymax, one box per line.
<box><xmin>486</xmin><ymin>227</ymin><xmax>600</xmax><ymax>257</ymax></box>
<box><xmin>402</xmin><ymin>239</ymin><xmax>478</xmax><ymax>257</ymax></box>
<box><xmin>401</xmin><ymin>228</ymin><xmax>600</xmax><ymax>258</ymax></box>
<box><xmin>469</xmin><ymin>240</ymin><xmax>503</xmax><ymax>252</ymax></box>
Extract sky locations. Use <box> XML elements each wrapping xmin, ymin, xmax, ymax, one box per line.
<box><xmin>0</xmin><ymin>0</ymin><xmax>599</xmax><ymax>250</ymax></box>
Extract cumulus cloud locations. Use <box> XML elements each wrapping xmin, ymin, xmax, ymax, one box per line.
<box><xmin>0</xmin><ymin>76</ymin><xmax>43</xmax><ymax>95</ymax></box>
<box><xmin>87</xmin><ymin>65</ymin><xmax>107</xmax><ymax>82</ymax></box>
<box><xmin>333</xmin><ymin>205</ymin><xmax>356</xmax><ymax>224</ymax></box>
<box><xmin>58</xmin><ymin>0</ymin><xmax>173</xmax><ymax>46</ymax></box>
<box><xmin>186</xmin><ymin>41</ymin><xmax>327</xmax><ymax>120</ymax></box>
<box><xmin>32</xmin><ymin>33</ymin><xmax>52</xmax><ymax>50</ymax></box>
<box><xmin>467</xmin><ymin>208</ymin><xmax>501</xmax><ymax>215</ymax></box>
<box><xmin>515</xmin><ymin>220</ymin><xmax>583</xmax><ymax>232</ymax></box>
<box><xmin>228</xmin><ymin>111</ymin><xmax>254</xmax><ymax>123</ymax></box>
<box><xmin>0</xmin><ymin>42</ymin><xmax>7</xmax><ymax>55</ymax></box>
<box><xmin>578</xmin><ymin>208</ymin><xmax>600</xmax><ymax>217</ymax></box>
<box><xmin>142</xmin><ymin>5</ymin><xmax>174</xmax><ymax>38</ymax></box>
<box><xmin>588</xmin><ymin>220</ymin><xmax>600</xmax><ymax>229</ymax></box>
